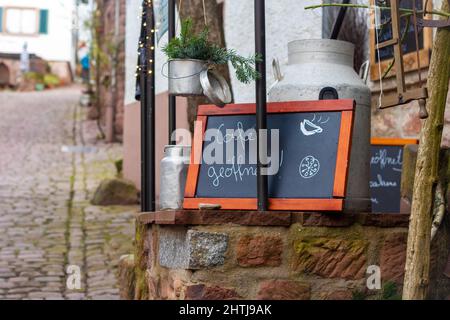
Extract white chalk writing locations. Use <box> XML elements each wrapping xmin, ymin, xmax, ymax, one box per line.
<box><xmin>370</xmin><ymin>174</ymin><xmax>397</xmax><ymax>188</ymax></box>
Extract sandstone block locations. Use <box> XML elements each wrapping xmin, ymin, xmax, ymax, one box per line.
<box><xmin>236</xmin><ymin>235</ymin><xmax>283</xmax><ymax>267</ymax></box>
<box><xmin>257</xmin><ymin>280</ymin><xmax>310</xmax><ymax>300</ymax></box>
<box><xmin>380</xmin><ymin>232</ymin><xmax>407</xmax><ymax>283</ymax></box>
<box><xmin>185</xmin><ymin>284</ymin><xmax>239</xmax><ymax>300</ymax></box>
<box><xmin>324</xmin><ymin>289</ymin><xmax>353</xmax><ymax>300</ymax></box>
<box><xmin>292</xmin><ymin>237</ymin><xmax>367</xmax><ymax>279</ymax></box>
<box><xmin>118</xmin><ymin>254</ymin><xmax>135</xmax><ymax>300</ymax></box>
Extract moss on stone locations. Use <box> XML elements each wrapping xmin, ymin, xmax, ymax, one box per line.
<box><xmin>118</xmin><ymin>254</ymin><xmax>136</xmax><ymax>300</ymax></box>
<box><xmin>91</xmin><ymin>178</ymin><xmax>139</xmax><ymax>206</ymax></box>
<box><xmin>134</xmin><ymin>222</ymin><xmax>149</xmax><ymax>300</ymax></box>
<box><xmin>380</xmin><ymin>281</ymin><xmax>401</xmax><ymax>300</ymax></box>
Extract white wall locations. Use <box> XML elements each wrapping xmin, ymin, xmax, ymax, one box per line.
<box><xmin>223</xmin><ymin>0</ymin><xmax>322</xmax><ymax>103</ymax></box>
<box><xmin>0</xmin><ymin>0</ymin><xmax>75</xmax><ymax>63</ymax></box>
<box><xmin>125</xmin><ymin>0</ymin><xmax>142</xmax><ymax>105</ymax></box>
<box><xmin>124</xmin><ymin>0</ymin><xmax>322</xmax><ymax>106</ymax></box>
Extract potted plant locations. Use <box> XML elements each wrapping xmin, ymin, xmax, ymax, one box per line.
<box><xmin>163</xmin><ymin>18</ymin><xmax>261</xmax><ymax>99</ymax></box>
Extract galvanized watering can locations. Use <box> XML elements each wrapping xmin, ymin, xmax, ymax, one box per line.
<box><xmin>164</xmin><ymin>59</ymin><xmax>232</xmax><ymax>107</ymax></box>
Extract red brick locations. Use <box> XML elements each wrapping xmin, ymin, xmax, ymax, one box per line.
<box><xmin>300</xmin><ymin>212</ymin><xmax>356</xmax><ymax>227</ymax></box>
<box><xmin>236</xmin><ymin>235</ymin><xmax>283</xmax><ymax>267</ymax></box>
<box><xmin>324</xmin><ymin>289</ymin><xmax>353</xmax><ymax>300</ymax></box>
<box><xmin>147</xmin><ymin>273</ymin><xmax>160</xmax><ymax>299</ymax></box>
<box><xmin>292</xmin><ymin>237</ymin><xmax>367</xmax><ymax>280</ymax></box>
<box><xmin>257</xmin><ymin>280</ymin><xmax>310</xmax><ymax>300</ymax></box>
<box><xmin>380</xmin><ymin>233</ymin><xmax>407</xmax><ymax>283</ymax></box>
<box><xmin>360</xmin><ymin>213</ymin><xmax>409</xmax><ymax>228</ymax></box>
<box><xmin>160</xmin><ymin>276</ymin><xmax>174</xmax><ymax>300</ymax></box>
<box><xmin>185</xmin><ymin>284</ymin><xmax>240</xmax><ymax>300</ymax></box>
<box><xmin>177</xmin><ymin>210</ymin><xmax>292</xmax><ymax>226</ymax></box>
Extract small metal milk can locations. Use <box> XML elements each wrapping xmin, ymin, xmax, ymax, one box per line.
<box><xmin>159</xmin><ymin>145</ymin><xmax>191</xmax><ymax>210</ymax></box>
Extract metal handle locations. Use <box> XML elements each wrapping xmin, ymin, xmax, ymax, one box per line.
<box><xmin>161</xmin><ymin>61</ymin><xmax>208</xmax><ymax>80</ymax></box>
<box><xmin>267</xmin><ymin>57</ymin><xmax>283</xmax><ymax>96</ymax></box>
<box><xmin>359</xmin><ymin>60</ymin><xmax>370</xmax><ymax>84</ymax></box>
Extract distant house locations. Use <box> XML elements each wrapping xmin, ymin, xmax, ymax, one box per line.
<box><xmin>0</xmin><ymin>0</ymin><xmax>76</xmax><ymax>86</ymax></box>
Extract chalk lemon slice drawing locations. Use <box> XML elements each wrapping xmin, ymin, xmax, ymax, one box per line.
<box><xmin>299</xmin><ymin>156</ymin><xmax>320</xmax><ymax>179</ymax></box>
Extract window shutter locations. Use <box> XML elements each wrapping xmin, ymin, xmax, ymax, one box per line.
<box><xmin>0</xmin><ymin>7</ymin><xmax>3</xmax><ymax>33</ymax></box>
<box><xmin>39</xmin><ymin>9</ymin><xmax>48</xmax><ymax>34</ymax></box>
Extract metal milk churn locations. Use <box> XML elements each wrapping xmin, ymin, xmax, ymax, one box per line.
<box><xmin>269</xmin><ymin>39</ymin><xmax>371</xmax><ymax>212</ymax></box>
<box><xmin>159</xmin><ymin>145</ymin><xmax>191</xmax><ymax>210</ymax></box>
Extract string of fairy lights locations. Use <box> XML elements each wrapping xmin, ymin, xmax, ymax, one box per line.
<box><xmin>135</xmin><ymin>0</ymin><xmax>160</xmax><ymax>78</ymax></box>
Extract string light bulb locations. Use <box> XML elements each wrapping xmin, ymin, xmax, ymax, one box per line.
<box><xmin>135</xmin><ymin>0</ymin><xmax>156</xmax><ymax>79</ymax></box>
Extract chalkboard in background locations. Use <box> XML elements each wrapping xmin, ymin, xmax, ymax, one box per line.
<box><xmin>184</xmin><ymin>100</ymin><xmax>355</xmax><ymax>212</ymax></box>
<box><xmin>370</xmin><ymin>138</ymin><xmax>419</xmax><ymax>213</ymax></box>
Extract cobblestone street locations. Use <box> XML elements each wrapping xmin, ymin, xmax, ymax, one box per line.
<box><xmin>0</xmin><ymin>86</ymin><xmax>137</xmax><ymax>300</ymax></box>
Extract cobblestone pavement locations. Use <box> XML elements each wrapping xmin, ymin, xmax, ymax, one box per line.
<box><xmin>0</xmin><ymin>86</ymin><xmax>137</xmax><ymax>300</ymax></box>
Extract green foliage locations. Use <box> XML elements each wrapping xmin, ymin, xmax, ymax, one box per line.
<box><xmin>163</xmin><ymin>18</ymin><xmax>261</xmax><ymax>84</ymax></box>
<box><xmin>352</xmin><ymin>281</ymin><xmax>402</xmax><ymax>300</ymax></box>
<box><xmin>24</xmin><ymin>72</ymin><xmax>44</xmax><ymax>83</ymax></box>
<box><xmin>43</xmin><ymin>74</ymin><xmax>60</xmax><ymax>87</ymax></box>
<box><xmin>352</xmin><ymin>289</ymin><xmax>367</xmax><ymax>300</ymax></box>
<box><xmin>115</xmin><ymin>159</ymin><xmax>123</xmax><ymax>176</ymax></box>
<box><xmin>380</xmin><ymin>281</ymin><xmax>401</xmax><ymax>300</ymax></box>
<box><xmin>24</xmin><ymin>72</ymin><xmax>60</xmax><ymax>88</ymax></box>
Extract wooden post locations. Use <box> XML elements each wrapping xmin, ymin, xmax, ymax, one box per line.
<box><xmin>402</xmin><ymin>0</ymin><xmax>450</xmax><ymax>300</ymax></box>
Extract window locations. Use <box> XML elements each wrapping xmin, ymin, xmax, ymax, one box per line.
<box><xmin>2</xmin><ymin>7</ymin><xmax>49</xmax><ymax>35</ymax></box>
<box><xmin>5</xmin><ymin>8</ymin><xmax>38</xmax><ymax>34</ymax></box>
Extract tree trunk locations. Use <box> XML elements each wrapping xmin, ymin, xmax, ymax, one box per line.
<box><xmin>402</xmin><ymin>0</ymin><xmax>450</xmax><ymax>300</ymax></box>
<box><xmin>177</xmin><ymin>0</ymin><xmax>232</xmax><ymax>132</ymax></box>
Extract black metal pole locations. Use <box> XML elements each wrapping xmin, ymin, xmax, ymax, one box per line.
<box><xmin>168</xmin><ymin>0</ymin><xmax>176</xmax><ymax>144</ymax></box>
<box><xmin>140</xmin><ymin>1</ymin><xmax>156</xmax><ymax>212</ymax></box>
<box><xmin>255</xmin><ymin>0</ymin><xmax>268</xmax><ymax>211</ymax></box>
<box><xmin>330</xmin><ymin>0</ymin><xmax>350</xmax><ymax>39</ymax></box>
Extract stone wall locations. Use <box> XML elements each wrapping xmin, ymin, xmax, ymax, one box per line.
<box><xmin>133</xmin><ymin>210</ymin><xmax>450</xmax><ymax>300</ymax></box>
<box><xmin>0</xmin><ymin>56</ymin><xmax>48</xmax><ymax>87</ymax></box>
<box><xmin>120</xmin><ymin>145</ymin><xmax>450</xmax><ymax>300</ymax></box>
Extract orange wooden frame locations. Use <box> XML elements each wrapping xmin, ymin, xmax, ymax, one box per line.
<box><xmin>369</xmin><ymin>0</ymin><xmax>433</xmax><ymax>81</ymax></box>
<box><xmin>371</xmin><ymin>137</ymin><xmax>419</xmax><ymax>146</ymax></box>
<box><xmin>183</xmin><ymin>100</ymin><xmax>356</xmax><ymax>212</ymax></box>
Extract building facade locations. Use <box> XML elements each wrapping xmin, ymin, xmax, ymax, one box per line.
<box><xmin>0</xmin><ymin>0</ymin><xmax>76</xmax><ymax>64</ymax></box>
<box><xmin>0</xmin><ymin>0</ymin><xmax>77</xmax><ymax>86</ymax></box>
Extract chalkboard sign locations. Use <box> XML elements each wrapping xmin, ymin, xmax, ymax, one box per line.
<box><xmin>369</xmin><ymin>0</ymin><xmax>433</xmax><ymax>80</ymax></box>
<box><xmin>370</xmin><ymin>138</ymin><xmax>418</xmax><ymax>213</ymax></box>
<box><xmin>184</xmin><ymin>100</ymin><xmax>355</xmax><ymax>211</ymax></box>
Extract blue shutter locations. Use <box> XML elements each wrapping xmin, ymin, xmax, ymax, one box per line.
<box><xmin>0</xmin><ymin>8</ymin><xmax>3</xmax><ymax>33</ymax></box>
<box><xmin>39</xmin><ymin>9</ymin><xmax>48</xmax><ymax>34</ymax></box>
